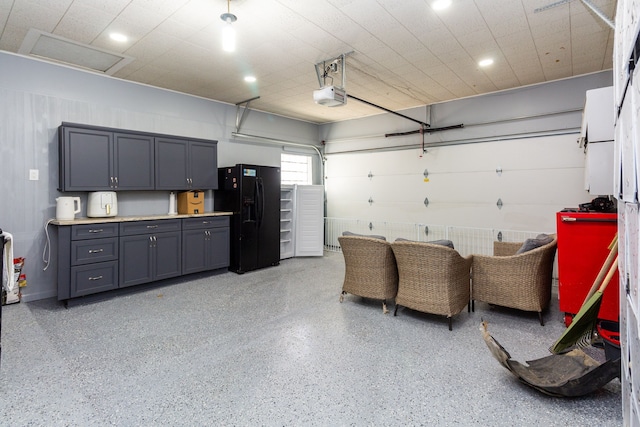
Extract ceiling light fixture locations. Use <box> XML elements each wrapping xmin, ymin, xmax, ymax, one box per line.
<box><xmin>479</xmin><ymin>58</ymin><xmax>494</xmax><ymax>67</ymax></box>
<box><xmin>431</xmin><ymin>0</ymin><xmax>452</xmax><ymax>11</ymax></box>
<box><xmin>109</xmin><ymin>33</ymin><xmax>128</xmax><ymax>43</ymax></box>
<box><xmin>244</xmin><ymin>76</ymin><xmax>256</xmax><ymax>83</ymax></box>
<box><xmin>220</xmin><ymin>0</ymin><xmax>237</xmax><ymax>52</ymax></box>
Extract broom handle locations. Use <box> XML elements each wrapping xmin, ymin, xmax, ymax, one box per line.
<box><xmin>580</xmin><ymin>234</ymin><xmax>618</xmax><ymax>305</ymax></box>
<box><xmin>596</xmin><ymin>256</ymin><xmax>619</xmax><ymax>294</ymax></box>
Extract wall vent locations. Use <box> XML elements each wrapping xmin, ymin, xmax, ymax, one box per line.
<box><xmin>18</xmin><ymin>29</ymin><xmax>134</xmax><ymax>75</ymax></box>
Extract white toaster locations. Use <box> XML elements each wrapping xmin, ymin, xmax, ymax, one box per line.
<box><xmin>87</xmin><ymin>191</ymin><xmax>118</xmax><ymax>217</ymax></box>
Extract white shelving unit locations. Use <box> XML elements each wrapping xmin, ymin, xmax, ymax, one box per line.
<box><xmin>280</xmin><ymin>185</ymin><xmax>295</xmax><ymax>259</ymax></box>
<box><xmin>280</xmin><ymin>185</ymin><xmax>324</xmax><ymax>259</ymax></box>
<box><xmin>294</xmin><ymin>185</ymin><xmax>324</xmax><ymax>257</ymax></box>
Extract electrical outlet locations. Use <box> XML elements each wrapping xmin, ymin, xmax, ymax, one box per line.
<box><xmin>29</xmin><ymin>169</ymin><xmax>39</xmax><ymax>181</ymax></box>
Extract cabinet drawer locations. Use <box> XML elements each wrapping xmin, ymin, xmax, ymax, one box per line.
<box><xmin>71</xmin><ymin>237</ymin><xmax>118</xmax><ymax>266</ymax></box>
<box><xmin>72</xmin><ymin>223</ymin><xmax>119</xmax><ymax>240</ymax></box>
<box><xmin>120</xmin><ymin>219</ymin><xmax>181</xmax><ymax>236</ymax></box>
<box><xmin>182</xmin><ymin>216</ymin><xmax>229</xmax><ymax>230</ymax></box>
<box><xmin>70</xmin><ymin>261</ymin><xmax>118</xmax><ymax>297</ymax></box>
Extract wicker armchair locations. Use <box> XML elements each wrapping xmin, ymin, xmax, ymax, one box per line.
<box><xmin>391</xmin><ymin>240</ymin><xmax>473</xmax><ymax>330</ymax></box>
<box><xmin>471</xmin><ymin>235</ymin><xmax>557</xmax><ymax>326</ymax></box>
<box><xmin>338</xmin><ymin>235</ymin><xmax>399</xmax><ymax>313</ymax></box>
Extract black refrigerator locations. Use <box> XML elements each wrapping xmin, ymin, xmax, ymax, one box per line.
<box><xmin>214</xmin><ymin>164</ymin><xmax>281</xmax><ymax>273</ymax></box>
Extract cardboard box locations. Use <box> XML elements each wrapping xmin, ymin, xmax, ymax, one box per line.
<box><xmin>177</xmin><ymin>191</ymin><xmax>204</xmax><ymax>214</ymax></box>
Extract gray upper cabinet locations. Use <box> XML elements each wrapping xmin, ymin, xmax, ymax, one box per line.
<box><xmin>59</xmin><ymin>126</ymin><xmax>113</xmax><ymax>191</ymax></box>
<box><xmin>155</xmin><ymin>137</ymin><xmax>189</xmax><ymax>190</ymax></box>
<box><xmin>59</xmin><ymin>123</ymin><xmax>217</xmax><ymax>192</ymax></box>
<box><xmin>59</xmin><ymin>124</ymin><xmax>154</xmax><ymax>191</ymax></box>
<box><xmin>189</xmin><ymin>141</ymin><xmax>218</xmax><ymax>189</ymax></box>
<box><xmin>113</xmin><ymin>133</ymin><xmax>155</xmax><ymax>190</ymax></box>
<box><xmin>155</xmin><ymin>137</ymin><xmax>218</xmax><ymax>190</ymax></box>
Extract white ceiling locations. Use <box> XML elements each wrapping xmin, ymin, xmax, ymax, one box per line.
<box><xmin>0</xmin><ymin>0</ymin><xmax>617</xmax><ymax>124</ymax></box>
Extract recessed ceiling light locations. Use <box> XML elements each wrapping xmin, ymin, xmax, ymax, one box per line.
<box><xmin>479</xmin><ymin>58</ymin><xmax>494</xmax><ymax>67</ymax></box>
<box><xmin>431</xmin><ymin>0</ymin><xmax>452</xmax><ymax>10</ymax></box>
<box><xmin>109</xmin><ymin>33</ymin><xmax>128</xmax><ymax>42</ymax></box>
<box><xmin>244</xmin><ymin>76</ymin><xmax>256</xmax><ymax>83</ymax></box>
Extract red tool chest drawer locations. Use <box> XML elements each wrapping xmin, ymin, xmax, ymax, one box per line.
<box><xmin>556</xmin><ymin>211</ymin><xmax>619</xmax><ymax>326</ymax></box>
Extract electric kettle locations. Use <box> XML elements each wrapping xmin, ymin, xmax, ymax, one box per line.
<box><xmin>56</xmin><ymin>197</ymin><xmax>81</xmax><ymax>221</ymax></box>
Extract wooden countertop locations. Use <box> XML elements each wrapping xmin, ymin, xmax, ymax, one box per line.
<box><xmin>51</xmin><ymin>211</ymin><xmax>233</xmax><ymax>226</ymax></box>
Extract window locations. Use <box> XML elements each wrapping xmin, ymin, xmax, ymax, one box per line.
<box><xmin>281</xmin><ymin>153</ymin><xmax>312</xmax><ymax>185</ymax></box>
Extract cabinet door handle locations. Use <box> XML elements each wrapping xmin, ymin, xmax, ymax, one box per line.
<box><xmin>114</xmin><ymin>176</ymin><xmax>118</xmax><ymax>188</ymax></box>
<box><xmin>88</xmin><ymin>249</ymin><xmax>104</xmax><ymax>254</ymax></box>
<box><xmin>88</xmin><ymin>275</ymin><xmax>103</xmax><ymax>281</ymax></box>
<box><xmin>110</xmin><ymin>176</ymin><xmax>114</xmax><ymax>187</ymax></box>
<box><xmin>146</xmin><ymin>225</ymin><xmax>158</xmax><ymax>229</ymax></box>
<box><xmin>89</xmin><ymin>229</ymin><xmax>104</xmax><ymax>233</ymax></box>
<box><xmin>202</xmin><ymin>221</ymin><xmax>211</xmax><ymax>224</ymax></box>
<box><xmin>561</xmin><ymin>216</ymin><xmax>616</xmax><ymax>223</ymax></box>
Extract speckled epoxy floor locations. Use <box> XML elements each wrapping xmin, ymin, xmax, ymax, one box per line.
<box><xmin>1</xmin><ymin>252</ymin><xmax>622</xmax><ymax>426</ymax></box>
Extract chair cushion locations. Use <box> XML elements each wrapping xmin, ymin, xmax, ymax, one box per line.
<box><xmin>394</xmin><ymin>237</ymin><xmax>454</xmax><ymax>249</ymax></box>
<box><xmin>342</xmin><ymin>231</ymin><xmax>386</xmax><ymax>240</ymax></box>
<box><xmin>515</xmin><ymin>233</ymin><xmax>553</xmax><ymax>254</ymax></box>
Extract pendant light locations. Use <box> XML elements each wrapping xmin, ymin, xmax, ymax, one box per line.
<box><xmin>220</xmin><ymin>0</ymin><xmax>237</xmax><ymax>52</ymax></box>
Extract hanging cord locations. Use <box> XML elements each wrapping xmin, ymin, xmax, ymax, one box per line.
<box><xmin>42</xmin><ymin>219</ymin><xmax>55</xmax><ymax>270</ymax></box>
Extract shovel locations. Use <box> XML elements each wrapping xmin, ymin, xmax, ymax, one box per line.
<box><xmin>550</xmin><ymin>255</ymin><xmax>618</xmax><ymax>354</ymax></box>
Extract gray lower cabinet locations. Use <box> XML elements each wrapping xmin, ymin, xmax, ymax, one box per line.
<box><xmin>56</xmin><ymin>216</ymin><xmax>230</xmax><ymax>302</ymax></box>
<box><xmin>119</xmin><ymin>220</ymin><xmax>182</xmax><ymax>288</ymax></box>
<box><xmin>182</xmin><ymin>216</ymin><xmax>230</xmax><ymax>274</ymax></box>
<box><xmin>71</xmin><ymin>261</ymin><xmax>119</xmax><ymax>297</ymax></box>
<box><xmin>57</xmin><ymin>223</ymin><xmax>120</xmax><ymax>300</ymax></box>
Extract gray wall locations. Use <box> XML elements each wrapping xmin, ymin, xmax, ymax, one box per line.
<box><xmin>0</xmin><ymin>51</ymin><xmax>318</xmax><ymax>301</ymax></box>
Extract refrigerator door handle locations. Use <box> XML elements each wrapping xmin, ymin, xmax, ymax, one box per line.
<box><xmin>256</xmin><ymin>177</ymin><xmax>265</xmax><ymax>228</ymax></box>
<box><xmin>254</xmin><ymin>178</ymin><xmax>261</xmax><ymax>226</ymax></box>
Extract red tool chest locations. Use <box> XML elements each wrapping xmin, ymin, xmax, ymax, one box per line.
<box><xmin>556</xmin><ymin>211</ymin><xmax>619</xmax><ymax>326</ymax></box>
